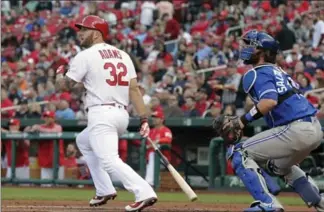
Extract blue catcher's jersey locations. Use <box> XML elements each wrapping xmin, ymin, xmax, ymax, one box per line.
<box><xmin>242</xmin><ymin>64</ymin><xmax>317</xmax><ymax>128</ymax></box>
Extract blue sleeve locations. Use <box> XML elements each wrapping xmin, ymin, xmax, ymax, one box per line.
<box><xmin>253</xmin><ymin>72</ymin><xmax>278</xmax><ymax>101</ymax></box>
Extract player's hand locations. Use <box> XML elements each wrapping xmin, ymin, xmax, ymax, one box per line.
<box><xmin>56</xmin><ymin>65</ymin><xmax>66</xmax><ymax>75</ymax></box>
<box><xmin>139</xmin><ymin>117</ymin><xmax>150</xmax><ymax>138</ymax></box>
<box><xmin>30</xmin><ymin>124</ymin><xmax>40</xmax><ymax>132</ymax></box>
<box><xmin>56</xmin><ymin>65</ymin><xmax>66</xmax><ymax>81</ymax></box>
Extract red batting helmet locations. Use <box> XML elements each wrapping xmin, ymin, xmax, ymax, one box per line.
<box><xmin>75</xmin><ymin>15</ymin><xmax>109</xmax><ymax>40</ymax></box>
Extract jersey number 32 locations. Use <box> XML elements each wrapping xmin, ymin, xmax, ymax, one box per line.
<box><xmin>104</xmin><ymin>62</ymin><xmax>129</xmax><ymax>86</ymax></box>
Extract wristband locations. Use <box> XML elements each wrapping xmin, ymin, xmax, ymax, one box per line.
<box><xmin>240</xmin><ymin>106</ymin><xmax>263</xmax><ymax>126</ymax></box>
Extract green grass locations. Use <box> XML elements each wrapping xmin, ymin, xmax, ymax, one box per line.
<box><xmin>1</xmin><ymin>187</ymin><xmax>304</xmax><ymax>205</ymax></box>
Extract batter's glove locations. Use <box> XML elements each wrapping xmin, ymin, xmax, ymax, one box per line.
<box><xmin>139</xmin><ymin>117</ymin><xmax>150</xmax><ymax>138</ymax></box>
<box><xmin>56</xmin><ymin>65</ymin><xmax>67</xmax><ymax>75</ymax></box>
<box><xmin>212</xmin><ymin>115</ymin><xmax>243</xmax><ymax>146</ymax></box>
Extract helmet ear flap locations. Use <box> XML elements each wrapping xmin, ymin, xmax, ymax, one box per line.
<box><xmin>243</xmin><ymin>50</ymin><xmax>262</xmax><ymax>65</ymax></box>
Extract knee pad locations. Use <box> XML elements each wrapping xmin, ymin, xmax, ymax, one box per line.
<box><xmin>258</xmin><ymin>168</ymin><xmax>281</xmax><ymax>196</ymax></box>
<box><xmin>232</xmin><ymin>151</ymin><xmax>274</xmax><ymax>204</ymax></box>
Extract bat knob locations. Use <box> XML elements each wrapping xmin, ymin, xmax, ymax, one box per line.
<box><xmin>190</xmin><ymin>196</ymin><xmax>198</xmax><ymax>202</ymax></box>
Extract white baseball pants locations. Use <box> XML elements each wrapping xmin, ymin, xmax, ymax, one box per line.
<box><xmin>145</xmin><ymin>151</ymin><xmax>155</xmax><ymax>186</ymax></box>
<box><xmin>6</xmin><ymin>166</ymin><xmax>30</xmax><ymax>179</ymax></box>
<box><xmin>79</xmin><ymin>105</ymin><xmax>156</xmax><ymax>201</ymax></box>
<box><xmin>40</xmin><ymin>167</ymin><xmax>65</xmax><ymax>180</ymax></box>
<box><xmin>40</xmin><ymin>167</ymin><xmax>64</xmax><ymax>187</ymax></box>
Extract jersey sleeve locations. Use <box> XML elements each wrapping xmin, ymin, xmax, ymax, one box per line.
<box><xmin>253</xmin><ymin>72</ymin><xmax>278</xmax><ymax>101</ymax></box>
<box><xmin>65</xmin><ymin>53</ymin><xmax>88</xmax><ymax>83</ymax></box>
<box><xmin>159</xmin><ymin>128</ymin><xmax>172</xmax><ymax>144</ymax></box>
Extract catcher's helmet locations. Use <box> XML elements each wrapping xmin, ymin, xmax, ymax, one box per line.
<box><xmin>239</xmin><ymin>30</ymin><xmax>279</xmax><ymax>63</ymax></box>
<box><xmin>75</xmin><ymin>15</ymin><xmax>109</xmax><ymax>40</ymax></box>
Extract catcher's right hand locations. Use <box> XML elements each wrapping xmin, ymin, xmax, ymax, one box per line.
<box><xmin>212</xmin><ymin>115</ymin><xmax>243</xmax><ymax>146</ymax></box>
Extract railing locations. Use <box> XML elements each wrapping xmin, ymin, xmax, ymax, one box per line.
<box><xmin>164</xmin><ymin>39</ymin><xmax>179</xmax><ymax>56</ymax></box>
<box><xmin>3</xmin><ymin>118</ymin><xmax>324</xmax><ymax>129</ymax></box>
<box><xmin>3</xmin><ymin>131</ymin><xmax>324</xmax><ymax>189</ymax></box>
<box><xmin>1</xmin><ymin>132</ymin><xmax>172</xmax><ymax>189</ymax></box>
<box><xmin>304</xmin><ymin>88</ymin><xmax>324</xmax><ymax>97</ymax></box>
<box><xmin>196</xmin><ymin>65</ymin><xmax>227</xmax><ymax>74</ymax></box>
<box><xmin>208</xmin><ymin>138</ymin><xmax>225</xmax><ymax>189</ymax></box>
<box><xmin>1</xmin><ymin>132</ymin><xmax>146</xmax><ymax>186</ymax></box>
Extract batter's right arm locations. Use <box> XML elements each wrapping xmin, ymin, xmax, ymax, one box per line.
<box><xmin>129</xmin><ymin>78</ymin><xmax>147</xmax><ymax>118</ymax></box>
<box><xmin>129</xmin><ymin>78</ymin><xmax>150</xmax><ymax>137</ymax></box>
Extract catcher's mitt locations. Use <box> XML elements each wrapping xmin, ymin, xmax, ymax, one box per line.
<box><xmin>212</xmin><ymin>115</ymin><xmax>243</xmax><ymax>146</ymax></box>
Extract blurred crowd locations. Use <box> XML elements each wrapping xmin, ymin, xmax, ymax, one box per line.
<box><xmin>1</xmin><ymin>0</ymin><xmax>324</xmax><ymax>121</ymax></box>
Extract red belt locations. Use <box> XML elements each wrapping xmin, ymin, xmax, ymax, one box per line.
<box><xmin>86</xmin><ymin>103</ymin><xmax>127</xmax><ymax>112</ymax></box>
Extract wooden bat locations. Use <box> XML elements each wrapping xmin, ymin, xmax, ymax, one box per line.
<box><xmin>146</xmin><ymin>137</ymin><xmax>198</xmax><ymax>202</ymax></box>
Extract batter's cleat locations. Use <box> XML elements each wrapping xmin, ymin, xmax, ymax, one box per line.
<box><xmin>125</xmin><ymin>197</ymin><xmax>157</xmax><ymax>212</ymax></box>
<box><xmin>89</xmin><ymin>193</ymin><xmax>117</xmax><ymax>207</ymax></box>
<box><xmin>243</xmin><ymin>201</ymin><xmax>284</xmax><ymax>212</ymax></box>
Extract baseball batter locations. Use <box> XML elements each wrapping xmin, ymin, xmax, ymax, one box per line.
<box><xmin>213</xmin><ymin>30</ymin><xmax>324</xmax><ymax>212</ymax></box>
<box><xmin>56</xmin><ymin>15</ymin><xmax>157</xmax><ymax>211</ymax></box>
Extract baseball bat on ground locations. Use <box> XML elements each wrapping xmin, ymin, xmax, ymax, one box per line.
<box><xmin>146</xmin><ymin>137</ymin><xmax>198</xmax><ymax>202</ymax></box>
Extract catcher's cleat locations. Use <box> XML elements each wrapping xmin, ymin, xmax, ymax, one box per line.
<box><xmin>89</xmin><ymin>193</ymin><xmax>117</xmax><ymax>207</ymax></box>
<box><xmin>243</xmin><ymin>201</ymin><xmax>284</xmax><ymax>212</ymax></box>
<box><xmin>125</xmin><ymin>197</ymin><xmax>157</xmax><ymax>212</ymax></box>
<box><xmin>315</xmin><ymin>194</ymin><xmax>324</xmax><ymax>212</ymax></box>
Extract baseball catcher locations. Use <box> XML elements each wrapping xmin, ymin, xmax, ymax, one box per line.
<box><xmin>212</xmin><ymin>30</ymin><xmax>324</xmax><ymax>212</ymax></box>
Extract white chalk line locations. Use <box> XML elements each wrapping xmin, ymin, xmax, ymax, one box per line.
<box><xmin>2</xmin><ymin>205</ymin><xmax>122</xmax><ymax>211</ymax></box>
<box><xmin>1</xmin><ymin>205</ymin><xmax>207</xmax><ymax>212</ymax></box>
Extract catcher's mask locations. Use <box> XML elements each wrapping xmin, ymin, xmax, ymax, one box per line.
<box><xmin>239</xmin><ymin>30</ymin><xmax>279</xmax><ymax>65</ymax></box>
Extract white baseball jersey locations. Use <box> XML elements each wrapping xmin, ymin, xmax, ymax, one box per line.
<box><xmin>66</xmin><ymin>43</ymin><xmax>137</xmax><ymax>108</ymax></box>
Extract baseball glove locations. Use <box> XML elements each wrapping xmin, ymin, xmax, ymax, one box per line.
<box><xmin>212</xmin><ymin>115</ymin><xmax>243</xmax><ymax>146</ymax></box>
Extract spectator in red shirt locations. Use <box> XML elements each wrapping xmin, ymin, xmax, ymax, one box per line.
<box><xmin>1</xmin><ymin>88</ymin><xmax>15</xmax><ymax>119</ymax></box>
<box><xmin>2</xmin><ymin>119</ymin><xmax>30</xmax><ymax>179</ymax></box>
<box><xmin>162</xmin><ymin>13</ymin><xmax>180</xmax><ymax>40</ymax></box>
<box><xmin>215</xmin><ymin>10</ymin><xmax>229</xmax><ymax>36</ymax></box>
<box><xmin>26</xmin><ymin>111</ymin><xmax>65</xmax><ymax>185</ymax></box>
<box><xmin>190</xmin><ymin>13</ymin><xmax>209</xmax><ymax>35</ymax></box>
<box><xmin>30</xmin><ymin>24</ymin><xmax>41</xmax><ymax>40</ymax></box>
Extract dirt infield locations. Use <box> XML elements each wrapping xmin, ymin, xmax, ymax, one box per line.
<box><xmin>2</xmin><ymin>199</ymin><xmax>313</xmax><ymax>212</ymax></box>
